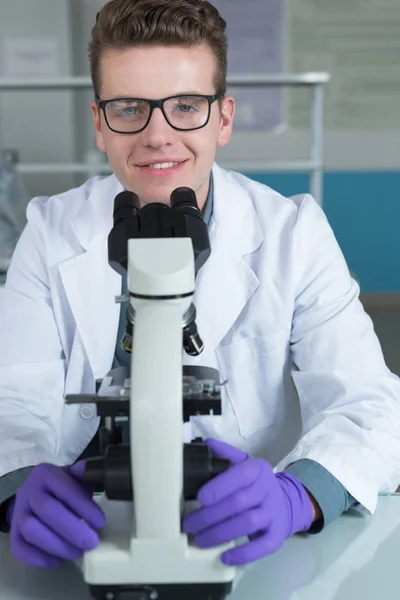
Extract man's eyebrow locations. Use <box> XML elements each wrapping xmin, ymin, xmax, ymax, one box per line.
<box><xmin>108</xmin><ymin>91</ymin><xmax>205</xmax><ymax>99</ymax></box>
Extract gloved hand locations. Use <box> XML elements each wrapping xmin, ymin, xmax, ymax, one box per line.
<box><xmin>7</xmin><ymin>461</ymin><xmax>105</xmax><ymax>568</ymax></box>
<box><xmin>183</xmin><ymin>439</ymin><xmax>314</xmax><ymax>566</ymax></box>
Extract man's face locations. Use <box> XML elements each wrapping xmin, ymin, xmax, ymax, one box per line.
<box><xmin>91</xmin><ymin>44</ymin><xmax>235</xmax><ymax>209</ymax></box>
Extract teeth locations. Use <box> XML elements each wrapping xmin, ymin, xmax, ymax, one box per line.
<box><xmin>146</xmin><ymin>162</ymin><xmax>181</xmax><ymax>169</ymax></box>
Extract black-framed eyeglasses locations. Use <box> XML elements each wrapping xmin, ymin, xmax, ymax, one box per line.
<box><xmin>96</xmin><ymin>93</ymin><xmax>224</xmax><ymax>134</ymax></box>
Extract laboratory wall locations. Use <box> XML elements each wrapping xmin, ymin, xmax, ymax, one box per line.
<box><xmin>214</xmin><ymin>0</ymin><xmax>400</xmax><ymax>295</ymax></box>
<box><xmin>0</xmin><ymin>0</ymin><xmax>399</xmax><ymax>295</ymax></box>
<box><xmin>0</xmin><ymin>0</ymin><xmax>77</xmax><ymax>196</ymax></box>
<box><xmin>249</xmin><ymin>170</ymin><xmax>400</xmax><ymax>294</ymax></box>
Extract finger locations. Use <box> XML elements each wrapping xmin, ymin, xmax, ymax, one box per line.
<box><xmin>221</xmin><ymin>524</ymin><xmax>285</xmax><ymax>566</ymax></box>
<box><xmin>29</xmin><ymin>493</ymin><xmax>100</xmax><ymax>551</ymax></box>
<box><xmin>195</xmin><ymin>507</ymin><xmax>269</xmax><ymax>549</ymax></box>
<box><xmin>68</xmin><ymin>460</ymin><xmax>87</xmax><ymax>480</ymax></box>
<box><xmin>197</xmin><ymin>458</ymin><xmax>269</xmax><ymax>506</ymax></box>
<box><xmin>184</xmin><ymin>473</ymin><xmax>269</xmax><ymax>534</ymax></box>
<box><xmin>20</xmin><ymin>514</ymin><xmax>90</xmax><ymax>560</ymax></box>
<box><xmin>11</xmin><ymin>531</ymin><xmax>61</xmax><ymax>569</ymax></box>
<box><xmin>67</xmin><ymin>461</ymin><xmax>97</xmax><ymax>496</ymax></box>
<box><xmin>205</xmin><ymin>439</ymin><xmax>248</xmax><ymax>464</ymax></box>
<box><xmin>34</xmin><ymin>465</ymin><xmax>105</xmax><ymax>530</ymax></box>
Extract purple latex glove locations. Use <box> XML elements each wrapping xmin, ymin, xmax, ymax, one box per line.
<box><xmin>183</xmin><ymin>439</ymin><xmax>314</xmax><ymax>566</ymax></box>
<box><xmin>8</xmin><ymin>461</ymin><xmax>105</xmax><ymax>568</ymax></box>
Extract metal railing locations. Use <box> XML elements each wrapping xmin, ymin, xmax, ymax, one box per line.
<box><xmin>0</xmin><ymin>72</ymin><xmax>330</xmax><ymax>205</ymax></box>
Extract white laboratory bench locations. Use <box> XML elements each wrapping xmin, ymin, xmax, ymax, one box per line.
<box><xmin>1</xmin><ymin>494</ymin><xmax>399</xmax><ymax>600</ymax></box>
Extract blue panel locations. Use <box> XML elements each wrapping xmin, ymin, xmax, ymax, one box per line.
<box><xmin>242</xmin><ymin>171</ymin><xmax>400</xmax><ymax>293</ymax></box>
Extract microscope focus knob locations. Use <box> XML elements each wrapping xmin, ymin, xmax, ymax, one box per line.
<box><xmin>183</xmin><ymin>442</ymin><xmax>230</xmax><ymax>500</ymax></box>
<box><xmin>183</xmin><ymin>320</ymin><xmax>204</xmax><ymax>356</ymax></box>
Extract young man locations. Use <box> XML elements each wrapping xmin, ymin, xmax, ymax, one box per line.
<box><xmin>1</xmin><ymin>0</ymin><xmax>400</xmax><ymax>570</ymax></box>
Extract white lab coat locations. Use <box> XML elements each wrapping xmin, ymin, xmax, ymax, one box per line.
<box><xmin>1</xmin><ymin>163</ymin><xmax>400</xmax><ymax>514</ymax></box>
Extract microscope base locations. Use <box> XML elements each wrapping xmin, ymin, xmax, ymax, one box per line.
<box><xmin>89</xmin><ymin>581</ymin><xmax>233</xmax><ymax>600</ymax></box>
<box><xmin>84</xmin><ymin>498</ymin><xmax>236</xmax><ymax>599</ymax></box>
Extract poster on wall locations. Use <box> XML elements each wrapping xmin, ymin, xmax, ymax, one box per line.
<box><xmin>3</xmin><ymin>37</ymin><xmax>60</xmax><ymax>77</ymax></box>
<box><xmin>288</xmin><ymin>0</ymin><xmax>400</xmax><ymax>130</ymax></box>
<box><xmin>212</xmin><ymin>0</ymin><xmax>286</xmax><ymax>131</ymax></box>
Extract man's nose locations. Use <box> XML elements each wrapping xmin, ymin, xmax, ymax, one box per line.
<box><xmin>141</xmin><ymin>107</ymin><xmax>176</xmax><ymax>146</ymax></box>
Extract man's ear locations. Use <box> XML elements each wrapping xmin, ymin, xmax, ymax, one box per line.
<box><xmin>217</xmin><ymin>96</ymin><xmax>235</xmax><ymax>148</ymax></box>
<box><xmin>91</xmin><ymin>101</ymin><xmax>106</xmax><ymax>153</ymax></box>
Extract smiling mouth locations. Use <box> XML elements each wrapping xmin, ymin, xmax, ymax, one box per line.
<box><xmin>138</xmin><ymin>160</ymin><xmax>187</xmax><ymax>169</ymax></box>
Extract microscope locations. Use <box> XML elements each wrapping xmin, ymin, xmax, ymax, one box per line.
<box><xmin>66</xmin><ymin>188</ymin><xmax>236</xmax><ymax>600</ymax></box>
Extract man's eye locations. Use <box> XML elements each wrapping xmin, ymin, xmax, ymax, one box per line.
<box><xmin>119</xmin><ymin>107</ymin><xmax>137</xmax><ymax>116</ymax></box>
<box><xmin>178</xmin><ymin>104</ymin><xmax>194</xmax><ymax>112</ymax></box>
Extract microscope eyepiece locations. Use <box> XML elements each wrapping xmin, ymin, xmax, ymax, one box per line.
<box><xmin>113</xmin><ymin>190</ymin><xmax>140</xmax><ymax>225</ymax></box>
<box><xmin>170</xmin><ymin>187</ymin><xmax>201</xmax><ymax>216</ymax></box>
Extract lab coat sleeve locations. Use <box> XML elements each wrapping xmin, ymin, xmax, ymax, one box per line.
<box><xmin>0</xmin><ymin>198</ymin><xmax>67</xmax><ymax>479</ymax></box>
<box><xmin>277</xmin><ymin>194</ymin><xmax>400</xmax><ymax>514</ymax></box>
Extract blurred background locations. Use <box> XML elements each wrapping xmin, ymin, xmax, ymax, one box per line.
<box><xmin>0</xmin><ymin>0</ymin><xmax>399</xmax><ymax>371</ymax></box>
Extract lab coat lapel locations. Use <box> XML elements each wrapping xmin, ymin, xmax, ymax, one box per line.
<box><xmin>192</xmin><ymin>164</ymin><xmax>263</xmax><ymax>350</ymax></box>
<box><xmin>58</xmin><ymin>176</ymin><xmax>123</xmax><ymax>380</ymax></box>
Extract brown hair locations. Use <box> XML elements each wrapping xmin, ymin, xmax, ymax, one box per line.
<box><xmin>89</xmin><ymin>0</ymin><xmax>228</xmax><ymax>102</ymax></box>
